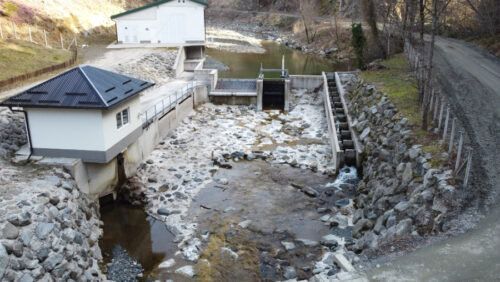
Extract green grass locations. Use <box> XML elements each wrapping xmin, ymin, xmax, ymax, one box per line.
<box><xmin>360</xmin><ymin>54</ymin><xmax>420</xmax><ymax>125</ymax></box>
<box><xmin>361</xmin><ymin>53</ymin><xmax>447</xmax><ymax>168</ymax></box>
<box><xmin>0</xmin><ymin>39</ymin><xmax>73</xmax><ymax>81</ymax></box>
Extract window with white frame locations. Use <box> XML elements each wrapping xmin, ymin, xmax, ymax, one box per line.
<box><xmin>116</xmin><ymin>108</ymin><xmax>129</xmax><ymax>129</ymax></box>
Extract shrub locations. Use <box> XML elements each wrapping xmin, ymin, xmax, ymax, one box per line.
<box><xmin>2</xmin><ymin>0</ymin><xmax>18</xmax><ymax>17</ymax></box>
<box><xmin>351</xmin><ymin>23</ymin><xmax>366</xmax><ymax>69</ymax></box>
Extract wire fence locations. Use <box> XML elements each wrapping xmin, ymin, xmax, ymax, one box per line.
<box><xmin>0</xmin><ymin>18</ymin><xmax>80</xmax><ymax>88</ymax></box>
<box><xmin>142</xmin><ymin>81</ymin><xmax>210</xmax><ymax>128</ymax></box>
<box><xmin>405</xmin><ymin>40</ymin><xmax>473</xmax><ymax>187</ymax></box>
<box><xmin>0</xmin><ymin>18</ymin><xmax>78</xmax><ymax>51</ymax></box>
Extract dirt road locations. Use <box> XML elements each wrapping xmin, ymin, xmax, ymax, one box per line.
<box><xmin>364</xmin><ymin>36</ymin><xmax>500</xmax><ymax>281</ymax></box>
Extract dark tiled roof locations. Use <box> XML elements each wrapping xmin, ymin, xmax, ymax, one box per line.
<box><xmin>111</xmin><ymin>0</ymin><xmax>208</xmax><ymax>19</ymax></box>
<box><xmin>1</xmin><ymin>65</ymin><xmax>154</xmax><ymax>109</ymax></box>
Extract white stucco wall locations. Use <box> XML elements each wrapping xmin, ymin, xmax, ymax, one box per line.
<box><xmin>102</xmin><ymin>96</ymin><xmax>142</xmax><ymax>151</ymax></box>
<box><xmin>26</xmin><ymin>95</ymin><xmax>141</xmax><ymax>153</ymax></box>
<box><xmin>115</xmin><ymin>0</ymin><xmax>205</xmax><ymax>44</ymax></box>
<box><xmin>27</xmin><ymin>108</ymin><xmax>105</xmax><ymax>151</ymax></box>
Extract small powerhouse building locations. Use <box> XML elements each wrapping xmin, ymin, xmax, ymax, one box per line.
<box><xmin>111</xmin><ymin>0</ymin><xmax>208</xmax><ymax>45</ymax></box>
<box><xmin>0</xmin><ymin>65</ymin><xmax>154</xmax><ymax>163</ymax></box>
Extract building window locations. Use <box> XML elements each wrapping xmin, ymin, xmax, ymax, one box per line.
<box><xmin>116</xmin><ymin>108</ymin><xmax>129</xmax><ymax>129</ymax></box>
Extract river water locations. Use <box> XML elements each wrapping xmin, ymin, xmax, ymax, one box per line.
<box><xmin>207</xmin><ymin>41</ymin><xmax>353</xmax><ymax>78</ymax></box>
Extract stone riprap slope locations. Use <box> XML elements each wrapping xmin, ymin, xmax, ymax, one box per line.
<box><xmin>0</xmin><ymin>110</ymin><xmax>103</xmax><ymax>281</ymax></box>
<box><xmin>340</xmin><ymin>74</ymin><xmax>466</xmax><ymax>255</ymax></box>
<box><xmin>0</xmin><ymin>108</ymin><xmax>27</xmax><ymax>158</ymax></box>
<box><xmin>113</xmin><ymin>50</ymin><xmax>177</xmax><ymax>85</ymax></box>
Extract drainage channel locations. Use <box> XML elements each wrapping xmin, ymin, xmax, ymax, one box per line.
<box><xmin>326</xmin><ymin>74</ymin><xmax>356</xmax><ymax>166</ymax></box>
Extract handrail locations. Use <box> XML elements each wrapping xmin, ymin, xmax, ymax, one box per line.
<box><xmin>142</xmin><ymin>81</ymin><xmax>210</xmax><ymax>127</ymax></box>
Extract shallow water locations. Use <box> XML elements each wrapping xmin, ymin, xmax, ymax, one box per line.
<box><xmin>99</xmin><ymin>202</ymin><xmax>178</xmax><ymax>280</ymax></box>
<box><xmin>207</xmin><ymin>41</ymin><xmax>353</xmax><ymax>78</ymax></box>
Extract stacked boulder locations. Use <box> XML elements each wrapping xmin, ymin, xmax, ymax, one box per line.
<box><xmin>0</xmin><ymin>168</ymin><xmax>104</xmax><ymax>281</ymax></box>
<box><xmin>0</xmin><ymin>108</ymin><xmax>27</xmax><ymax>158</ymax></box>
<box><xmin>342</xmin><ymin>75</ymin><xmax>465</xmax><ymax>254</ymax></box>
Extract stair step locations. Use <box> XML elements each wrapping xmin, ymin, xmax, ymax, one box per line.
<box><xmin>340</xmin><ymin>130</ymin><xmax>351</xmax><ymax>139</ymax></box>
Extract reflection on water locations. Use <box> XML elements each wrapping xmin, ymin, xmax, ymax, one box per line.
<box><xmin>207</xmin><ymin>41</ymin><xmax>353</xmax><ymax>78</ymax></box>
<box><xmin>99</xmin><ymin>202</ymin><xmax>177</xmax><ymax>279</ymax></box>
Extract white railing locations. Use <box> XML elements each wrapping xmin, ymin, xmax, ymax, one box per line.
<box><xmin>142</xmin><ymin>81</ymin><xmax>210</xmax><ymax>127</ymax></box>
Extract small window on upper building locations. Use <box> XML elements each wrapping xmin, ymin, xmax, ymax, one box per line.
<box><xmin>116</xmin><ymin>108</ymin><xmax>130</xmax><ymax>129</ymax></box>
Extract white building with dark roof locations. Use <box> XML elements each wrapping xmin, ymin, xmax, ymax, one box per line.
<box><xmin>111</xmin><ymin>0</ymin><xmax>208</xmax><ymax>46</ymax></box>
<box><xmin>0</xmin><ymin>65</ymin><xmax>154</xmax><ymax>163</ymax></box>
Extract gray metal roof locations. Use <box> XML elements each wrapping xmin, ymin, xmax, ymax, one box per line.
<box><xmin>0</xmin><ymin>65</ymin><xmax>154</xmax><ymax>109</ymax></box>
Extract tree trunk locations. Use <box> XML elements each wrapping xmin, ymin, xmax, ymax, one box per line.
<box><xmin>418</xmin><ymin>0</ymin><xmax>425</xmax><ymax>104</ymax></box>
<box><xmin>363</xmin><ymin>0</ymin><xmax>387</xmax><ymax>59</ymax></box>
<box><xmin>422</xmin><ymin>0</ymin><xmax>439</xmax><ymax>131</ymax></box>
<box><xmin>302</xmin><ymin>14</ymin><xmax>311</xmax><ymax>44</ymax></box>
<box><xmin>402</xmin><ymin>1</ymin><xmax>409</xmax><ymax>39</ymax></box>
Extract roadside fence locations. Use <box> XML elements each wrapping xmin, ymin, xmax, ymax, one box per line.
<box><xmin>405</xmin><ymin>40</ymin><xmax>473</xmax><ymax>187</ymax></box>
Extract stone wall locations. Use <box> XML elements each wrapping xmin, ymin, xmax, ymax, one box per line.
<box><xmin>0</xmin><ymin>108</ymin><xmax>27</xmax><ymax>158</ymax></box>
<box><xmin>341</xmin><ymin>74</ymin><xmax>466</xmax><ymax>254</ymax></box>
<box><xmin>0</xmin><ymin>109</ymin><xmax>104</xmax><ymax>281</ymax></box>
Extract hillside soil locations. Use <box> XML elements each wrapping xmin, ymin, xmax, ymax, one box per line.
<box><xmin>0</xmin><ymin>39</ymin><xmax>72</xmax><ymax>81</ymax></box>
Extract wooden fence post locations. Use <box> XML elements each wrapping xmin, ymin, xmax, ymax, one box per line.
<box><xmin>433</xmin><ymin>92</ymin><xmax>439</xmax><ymax>121</ymax></box>
<box><xmin>430</xmin><ymin>91</ymin><xmax>435</xmax><ymax>112</ymax></box>
<box><xmin>449</xmin><ymin>117</ymin><xmax>456</xmax><ymax>154</ymax></box>
<box><xmin>455</xmin><ymin>131</ymin><xmax>464</xmax><ymax>172</ymax></box>
<box><xmin>0</xmin><ymin>23</ymin><xmax>3</xmax><ymax>39</ymax></box>
<box><xmin>464</xmin><ymin>149</ymin><xmax>472</xmax><ymax>186</ymax></box>
<box><xmin>438</xmin><ymin>99</ymin><xmax>445</xmax><ymax>129</ymax></box>
<box><xmin>60</xmin><ymin>33</ymin><xmax>64</xmax><ymax>49</ymax></box>
<box><xmin>12</xmin><ymin>22</ymin><xmax>17</xmax><ymax>39</ymax></box>
<box><xmin>43</xmin><ymin>30</ymin><xmax>48</xmax><ymax>48</ymax></box>
<box><xmin>28</xmin><ymin>26</ymin><xmax>33</xmax><ymax>42</ymax></box>
<box><xmin>443</xmin><ymin>106</ymin><xmax>450</xmax><ymax>141</ymax></box>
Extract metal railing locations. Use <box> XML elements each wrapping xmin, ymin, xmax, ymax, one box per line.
<box><xmin>142</xmin><ymin>81</ymin><xmax>210</xmax><ymax>127</ymax></box>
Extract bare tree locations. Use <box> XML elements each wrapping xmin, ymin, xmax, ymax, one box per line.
<box><xmin>362</xmin><ymin>0</ymin><xmax>388</xmax><ymax>59</ymax></box>
<box><xmin>421</xmin><ymin>0</ymin><xmax>452</xmax><ymax>130</ymax></box>
<box><xmin>298</xmin><ymin>0</ymin><xmax>319</xmax><ymax>44</ymax></box>
<box><xmin>464</xmin><ymin>0</ymin><xmax>498</xmax><ymax>37</ymax></box>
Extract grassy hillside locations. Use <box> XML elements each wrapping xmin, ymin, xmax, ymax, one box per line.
<box><xmin>361</xmin><ymin>53</ymin><xmax>447</xmax><ymax>167</ymax></box>
<box><xmin>0</xmin><ymin>39</ymin><xmax>73</xmax><ymax>81</ymax></box>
